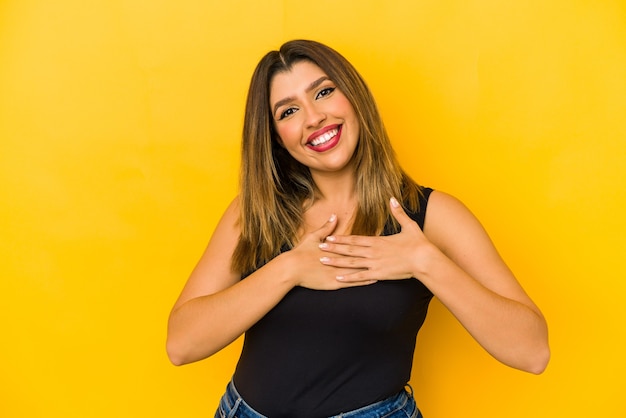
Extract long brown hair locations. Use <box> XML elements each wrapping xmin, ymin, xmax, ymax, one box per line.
<box><xmin>232</xmin><ymin>40</ymin><xmax>421</xmax><ymax>274</ymax></box>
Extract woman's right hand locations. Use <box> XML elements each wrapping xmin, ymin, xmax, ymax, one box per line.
<box><xmin>167</xmin><ymin>203</ymin><xmax>376</xmax><ymax>366</ymax></box>
<box><xmin>283</xmin><ymin>214</ymin><xmax>378</xmax><ymax>290</ymax></box>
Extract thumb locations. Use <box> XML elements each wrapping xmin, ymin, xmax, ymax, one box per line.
<box><xmin>314</xmin><ymin>213</ymin><xmax>338</xmax><ymax>240</ymax></box>
<box><xmin>389</xmin><ymin>197</ymin><xmax>413</xmax><ymax>227</ymax></box>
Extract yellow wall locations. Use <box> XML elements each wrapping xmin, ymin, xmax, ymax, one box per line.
<box><xmin>1</xmin><ymin>1</ymin><xmax>624</xmax><ymax>416</ymax></box>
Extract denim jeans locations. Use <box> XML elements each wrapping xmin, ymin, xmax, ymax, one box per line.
<box><xmin>215</xmin><ymin>379</ymin><xmax>422</xmax><ymax>418</ymax></box>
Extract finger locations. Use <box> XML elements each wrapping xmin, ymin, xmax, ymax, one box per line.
<box><xmin>324</xmin><ymin>234</ymin><xmax>373</xmax><ymax>247</ymax></box>
<box><xmin>336</xmin><ymin>270</ymin><xmax>377</xmax><ymax>283</ymax></box>
<box><xmin>320</xmin><ymin>255</ymin><xmax>369</xmax><ymax>269</ymax></box>
<box><xmin>339</xmin><ymin>279</ymin><xmax>378</xmax><ymax>287</ymax></box>
<box><xmin>389</xmin><ymin>197</ymin><xmax>414</xmax><ymax>227</ymax></box>
<box><xmin>319</xmin><ymin>241</ymin><xmax>373</xmax><ymax>258</ymax></box>
<box><xmin>313</xmin><ymin>213</ymin><xmax>338</xmax><ymax>240</ymax></box>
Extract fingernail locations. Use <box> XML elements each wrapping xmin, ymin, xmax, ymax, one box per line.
<box><xmin>319</xmin><ymin>243</ymin><xmax>329</xmax><ymax>249</ymax></box>
<box><xmin>336</xmin><ymin>275</ymin><xmax>345</xmax><ymax>281</ymax></box>
<box><xmin>390</xmin><ymin>197</ymin><xmax>400</xmax><ymax>208</ymax></box>
<box><xmin>326</xmin><ymin>235</ymin><xmax>336</xmax><ymax>242</ymax></box>
<box><xmin>329</xmin><ymin>213</ymin><xmax>337</xmax><ymax>222</ymax></box>
<box><xmin>320</xmin><ymin>257</ymin><xmax>330</xmax><ymax>263</ymax></box>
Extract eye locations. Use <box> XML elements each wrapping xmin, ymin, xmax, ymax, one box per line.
<box><xmin>316</xmin><ymin>86</ymin><xmax>335</xmax><ymax>99</ymax></box>
<box><xmin>278</xmin><ymin>107</ymin><xmax>297</xmax><ymax>120</ymax></box>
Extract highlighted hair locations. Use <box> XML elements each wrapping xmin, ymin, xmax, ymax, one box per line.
<box><xmin>232</xmin><ymin>40</ymin><xmax>421</xmax><ymax>274</ymax></box>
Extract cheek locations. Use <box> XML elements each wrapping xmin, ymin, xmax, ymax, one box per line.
<box><xmin>275</xmin><ymin>123</ymin><xmax>300</xmax><ymax>147</ymax></box>
<box><xmin>336</xmin><ymin>96</ymin><xmax>358</xmax><ymax>127</ymax></box>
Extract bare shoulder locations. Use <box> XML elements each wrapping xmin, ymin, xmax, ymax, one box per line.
<box><xmin>424</xmin><ymin>190</ymin><xmax>538</xmax><ymax>305</ymax></box>
<box><xmin>216</xmin><ymin>196</ymin><xmax>242</xmax><ymax>235</ymax></box>
<box><xmin>423</xmin><ymin>190</ymin><xmax>489</xmax><ymax>254</ymax></box>
<box><xmin>171</xmin><ymin>197</ymin><xmax>242</xmax><ymax>310</ymax></box>
<box><xmin>199</xmin><ymin>196</ymin><xmax>241</xmax><ymax>260</ymax></box>
<box><xmin>197</xmin><ymin>196</ymin><xmax>242</xmax><ymax>274</ymax></box>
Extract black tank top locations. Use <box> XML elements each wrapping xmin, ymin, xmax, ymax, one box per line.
<box><xmin>233</xmin><ymin>188</ymin><xmax>434</xmax><ymax>417</ymax></box>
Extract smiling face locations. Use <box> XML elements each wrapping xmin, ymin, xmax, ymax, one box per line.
<box><xmin>269</xmin><ymin>60</ymin><xmax>360</xmax><ymax>177</ymax></box>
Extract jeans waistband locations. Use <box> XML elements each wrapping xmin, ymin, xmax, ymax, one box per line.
<box><xmin>216</xmin><ymin>379</ymin><xmax>268</xmax><ymax>418</ymax></box>
<box><xmin>332</xmin><ymin>386</ymin><xmax>416</xmax><ymax>418</ymax></box>
<box><xmin>216</xmin><ymin>379</ymin><xmax>420</xmax><ymax>418</ymax></box>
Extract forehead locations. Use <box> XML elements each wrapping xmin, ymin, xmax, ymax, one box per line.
<box><xmin>269</xmin><ymin>61</ymin><xmax>328</xmax><ymax>103</ymax></box>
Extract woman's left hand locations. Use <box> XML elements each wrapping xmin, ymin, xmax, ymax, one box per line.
<box><xmin>319</xmin><ymin>197</ymin><xmax>436</xmax><ymax>282</ymax></box>
<box><xmin>322</xmin><ymin>194</ymin><xmax>550</xmax><ymax>374</ymax></box>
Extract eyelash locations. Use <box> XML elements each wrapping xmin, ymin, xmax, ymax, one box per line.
<box><xmin>279</xmin><ymin>108</ymin><xmax>297</xmax><ymax>120</ymax></box>
<box><xmin>316</xmin><ymin>86</ymin><xmax>335</xmax><ymax>99</ymax></box>
<box><xmin>277</xmin><ymin>86</ymin><xmax>337</xmax><ymax>120</ymax></box>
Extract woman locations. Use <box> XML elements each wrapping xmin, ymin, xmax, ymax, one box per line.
<box><xmin>166</xmin><ymin>40</ymin><xmax>550</xmax><ymax>418</ymax></box>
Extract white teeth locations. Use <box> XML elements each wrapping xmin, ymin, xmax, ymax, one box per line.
<box><xmin>310</xmin><ymin>128</ymin><xmax>338</xmax><ymax>146</ymax></box>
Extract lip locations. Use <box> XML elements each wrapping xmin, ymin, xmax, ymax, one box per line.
<box><xmin>307</xmin><ymin>124</ymin><xmax>341</xmax><ymax>143</ymax></box>
<box><xmin>306</xmin><ymin>124</ymin><xmax>342</xmax><ymax>152</ymax></box>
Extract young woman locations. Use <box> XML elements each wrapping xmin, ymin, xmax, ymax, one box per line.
<box><xmin>166</xmin><ymin>40</ymin><xmax>550</xmax><ymax>418</ymax></box>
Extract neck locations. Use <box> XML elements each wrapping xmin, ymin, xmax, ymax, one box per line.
<box><xmin>310</xmin><ymin>168</ymin><xmax>356</xmax><ymax>206</ymax></box>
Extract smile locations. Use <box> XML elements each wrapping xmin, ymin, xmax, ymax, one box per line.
<box><xmin>306</xmin><ymin>125</ymin><xmax>342</xmax><ymax>151</ymax></box>
<box><xmin>309</xmin><ymin>128</ymin><xmax>338</xmax><ymax>146</ymax></box>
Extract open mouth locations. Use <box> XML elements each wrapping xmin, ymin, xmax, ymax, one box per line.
<box><xmin>306</xmin><ymin>125</ymin><xmax>342</xmax><ymax>150</ymax></box>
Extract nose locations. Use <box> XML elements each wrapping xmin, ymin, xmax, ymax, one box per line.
<box><xmin>304</xmin><ymin>104</ymin><xmax>326</xmax><ymax>128</ymax></box>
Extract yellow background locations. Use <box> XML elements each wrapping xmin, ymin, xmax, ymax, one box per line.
<box><xmin>1</xmin><ymin>1</ymin><xmax>625</xmax><ymax>417</ymax></box>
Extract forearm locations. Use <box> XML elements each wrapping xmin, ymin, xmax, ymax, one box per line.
<box><xmin>417</xmin><ymin>249</ymin><xmax>550</xmax><ymax>374</ymax></box>
<box><xmin>166</xmin><ymin>253</ymin><xmax>294</xmax><ymax>366</ymax></box>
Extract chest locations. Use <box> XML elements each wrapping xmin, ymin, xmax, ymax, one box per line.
<box><xmin>300</xmin><ymin>204</ymin><xmax>356</xmax><ymax>237</ymax></box>
<box><xmin>250</xmin><ymin>279</ymin><xmax>433</xmax><ymax>343</ymax></box>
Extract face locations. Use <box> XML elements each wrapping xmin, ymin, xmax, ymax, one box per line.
<box><xmin>269</xmin><ymin>61</ymin><xmax>360</xmax><ymax>176</ymax></box>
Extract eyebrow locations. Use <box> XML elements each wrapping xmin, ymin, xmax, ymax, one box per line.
<box><xmin>272</xmin><ymin>76</ymin><xmax>331</xmax><ymax>116</ymax></box>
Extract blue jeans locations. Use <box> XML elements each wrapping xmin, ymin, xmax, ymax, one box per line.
<box><xmin>215</xmin><ymin>379</ymin><xmax>423</xmax><ymax>418</ymax></box>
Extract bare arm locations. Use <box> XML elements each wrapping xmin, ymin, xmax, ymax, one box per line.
<box><xmin>166</xmin><ymin>198</ymin><xmax>286</xmax><ymax>365</ymax></box>
<box><xmin>418</xmin><ymin>192</ymin><xmax>549</xmax><ymax>373</ymax></box>
<box><xmin>319</xmin><ymin>192</ymin><xmax>550</xmax><ymax>374</ymax></box>
<box><xmin>166</xmin><ymin>200</ymin><xmax>375</xmax><ymax>366</ymax></box>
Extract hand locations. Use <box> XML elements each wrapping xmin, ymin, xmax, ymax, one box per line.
<box><xmin>318</xmin><ymin>197</ymin><xmax>437</xmax><ymax>283</ymax></box>
<box><xmin>285</xmin><ymin>214</ymin><xmax>378</xmax><ymax>290</ymax></box>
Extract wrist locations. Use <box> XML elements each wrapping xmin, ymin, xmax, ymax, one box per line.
<box><xmin>411</xmin><ymin>242</ymin><xmax>444</xmax><ymax>282</ymax></box>
<box><xmin>271</xmin><ymin>251</ymin><xmax>300</xmax><ymax>289</ymax></box>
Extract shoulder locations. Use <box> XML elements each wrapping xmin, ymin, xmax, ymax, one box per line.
<box><xmin>221</xmin><ymin>195</ymin><xmax>241</xmax><ymax>228</ymax></box>
<box><xmin>200</xmin><ymin>195</ymin><xmax>242</xmax><ymax>268</ymax></box>
<box><xmin>423</xmin><ymin>190</ymin><xmax>494</xmax><ymax>259</ymax></box>
<box><xmin>209</xmin><ymin>196</ymin><xmax>243</xmax><ymax>257</ymax></box>
<box><xmin>170</xmin><ymin>196</ymin><xmax>242</xmax><ymax>310</ymax></box>
<box><xmin>425</xmin><ymin>190</ymin><xmax>471</xmax><ymax>221</ymax></box>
